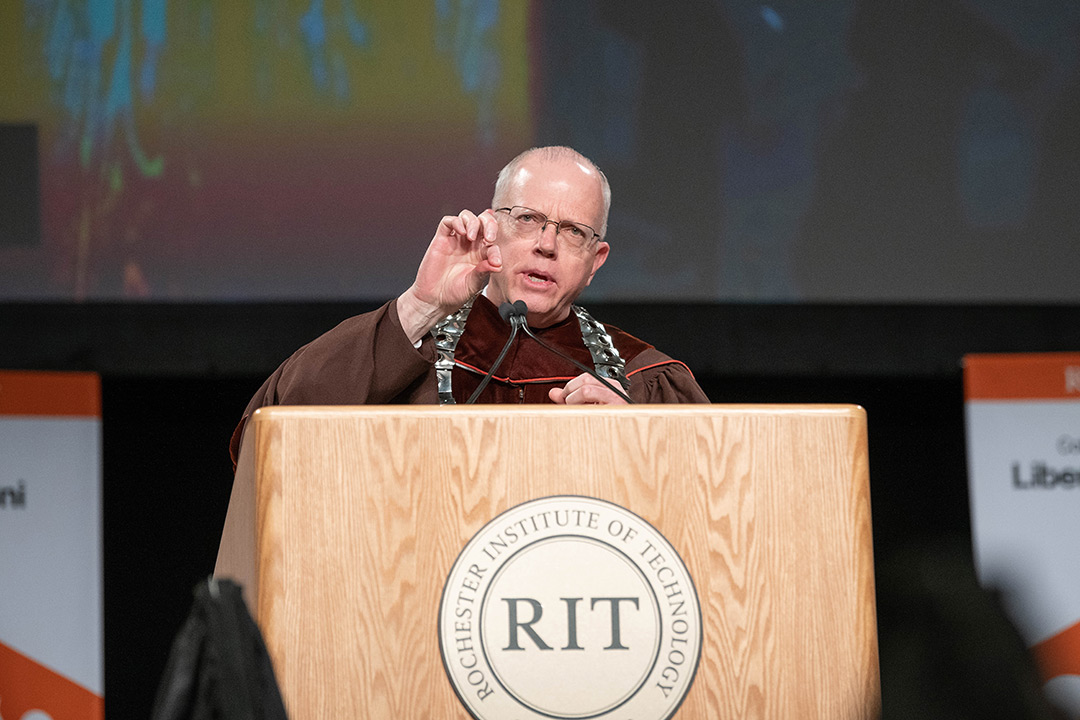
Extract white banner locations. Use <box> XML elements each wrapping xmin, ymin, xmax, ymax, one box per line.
<box><xmin>965</xmin><ymin>353</ymin><xmax>1080</xmax><ymax>716</ymax></box>
<box><xmin>0</xmin><ymin>371</ymin><xmax>103</xmax><ymax>720</ymax></box>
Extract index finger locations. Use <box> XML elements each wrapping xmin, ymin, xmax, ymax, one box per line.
<box><xmin>560</xmin><ymin>375</ymin><xmax>627</xmax><ymax>405</ymax></box>
<box><xmin>478</xmin><ymin>209</ymin><xmax>499</xmax><ymax>245</ymax></box>
<box><xmin>560</xmin><ymin>372</ymin><xmax>592</xmax><ymax>396</ymax></box>
<box><xmin>564</xmin><ymin>372</ymin><xmax>620</xmax><ymax>397</ymax></box>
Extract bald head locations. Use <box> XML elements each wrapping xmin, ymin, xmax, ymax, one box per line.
<box><xmin>492</xmin><ymin>146</ymin><xmax>611</xmax><ymax>237</ymax></box>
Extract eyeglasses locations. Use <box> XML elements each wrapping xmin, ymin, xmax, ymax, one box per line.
<box><xmin>495</xmin><ymin>206</ymin><xmax>601</xmax><ymax>250</ymax></box>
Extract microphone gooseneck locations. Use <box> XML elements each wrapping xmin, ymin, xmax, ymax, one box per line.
<box><xmin>467</xmin><ymin>300</ymin><xmax>634</xmax><ymax>404</ymax></box>
<box><xmin>514</xmin><ymin>301</ymin><xmax>635</xmax><ymax>404</ymax></box>
<box><xmin>465</xmin><ymin>302</ymin><xmax>523</xmax><ymax>404</ymax></box>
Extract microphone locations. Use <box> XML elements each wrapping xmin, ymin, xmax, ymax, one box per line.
<box><xmin>501</xmin><ymin>299</ymin><xmax>528</xmax><ymax>328</ymax></box>
<box><xmin>464</xmin><ymin>302</ymin><xmax>522</xmax><ymax>404</ymax></box>
<box><xmin>513</xmin><ymin>301</ymin><xmax>635</xmax><ymax>404</ymax></box>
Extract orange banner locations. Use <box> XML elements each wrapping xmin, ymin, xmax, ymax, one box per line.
<box><xmin>0</xmin><ymin>371</ymin><xmax>101</xmax><ymax>417</ymax></box>
<box><xmin>0</xmin><ymin>641</ymin><xmax>104</xmax><ymax>720</ymax></box>
<box><xmin>963</xmin><ymin>353</ymin><xmax>1080</xmax><ymax>401</ymax></box>
<box><xmin>1033</xmin><ymin>621</ymin><xmax>1080</xmax><ymax>682</ymax></box>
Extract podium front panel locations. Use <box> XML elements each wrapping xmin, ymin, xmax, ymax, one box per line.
<box><xmin>218</xmin><ymin>404</ymin><xmax>878</xmax><ymax>719</ymax></box>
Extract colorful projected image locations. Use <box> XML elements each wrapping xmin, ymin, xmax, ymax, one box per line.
<box><xmin>2</xmin><ymin>1</ymin><xmax>1078</xmax><ymax>302</ymax></box>
<box><xmin>0</xmin><ymin>0</ymin><xmax>531</xmax><ymax>299</ymax></box>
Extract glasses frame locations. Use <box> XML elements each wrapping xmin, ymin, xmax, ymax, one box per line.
<box><xmin>495</xmin><ymin>206</ymin><xmax>602</xmax><ymax>249</ymax></box>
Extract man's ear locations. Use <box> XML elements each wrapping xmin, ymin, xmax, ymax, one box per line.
<box><xmin>586</xmin><ymin>241</ymin><xmax>610</xmax><ymax>285</ymax></box>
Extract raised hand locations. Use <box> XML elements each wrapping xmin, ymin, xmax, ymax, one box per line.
<box><xmin>397</xmin><ymin>209</ymin><xmax>502</xmax><ymax>342</ymax></box>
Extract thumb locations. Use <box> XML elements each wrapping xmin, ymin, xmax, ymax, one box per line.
<box><xmin>485</xmin><ymin>243</ymin><xmax>502</xmax><ymax>271</ymax></box>
<box><xmin>466</xmin><ymin>244</ymin><xmax>501</xmax><ymax>293</ymax></box>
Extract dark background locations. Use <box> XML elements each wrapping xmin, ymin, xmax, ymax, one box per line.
<box><xmin>6</xmin><ymin>301</ymin><xmax>1079</xmax><ymax>718</ymax></box>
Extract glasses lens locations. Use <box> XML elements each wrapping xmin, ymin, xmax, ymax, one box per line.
<box><xmin>509</xmin><ymin>207</ymin><xmax>544</xmax><ymax>228</ymax></box>
<box><xmin>557</xmin><ymin>221</ymin><xmax>593</xmax><ymax>247</ymax></box>
<box><xmin>506</xmin><ymin>207</ymin><xmax>594</xmax><ymax>248</ymax></box>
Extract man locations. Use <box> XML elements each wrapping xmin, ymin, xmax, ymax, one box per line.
<box><xmin>231</xmin><ymin>146</ymin><xmax>708</xmax><ymax>464</ymax></box>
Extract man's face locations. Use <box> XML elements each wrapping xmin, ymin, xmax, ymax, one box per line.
<box><xmin>485</xmin><ymin>156</ymin><xmax>609</xmax><ymax>328</ymax></box>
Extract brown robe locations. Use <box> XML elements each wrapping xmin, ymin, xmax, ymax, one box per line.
<box><xmin>230</xmin><ymin>295</ymin><xmax>709</xmax><ymax>465</ymax></box>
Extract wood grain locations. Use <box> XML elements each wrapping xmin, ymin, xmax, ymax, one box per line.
<box><xmin>219</xmin><ymin>404</ymin><xmax>879</xmax><ymax>719</ymax></box>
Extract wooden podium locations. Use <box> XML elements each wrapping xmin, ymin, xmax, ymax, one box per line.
<box><xmin>216</xmin><ymin>405</ymin><xmax>879</xmax><ymax>719</ymax></box>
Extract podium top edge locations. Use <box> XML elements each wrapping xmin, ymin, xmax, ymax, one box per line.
<box><xmin>252</xmin><ymin>404</ymin><xmax>866</xmax><ymax>421</ymax></box>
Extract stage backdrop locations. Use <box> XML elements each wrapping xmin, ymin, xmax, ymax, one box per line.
<box><xmin>1</xmin><ymin>1</ymin><xmax>1079</xmax><ymax>302</ymax></box>
<box><xmin>0</xmin><ymin>371</ymin><xmax>103</xmax><ymax>720</ymax></box>
<box><xmin>965</xmin><ymin>353</ymin><xmax>1080</xmax><ymax>717</ymax></box>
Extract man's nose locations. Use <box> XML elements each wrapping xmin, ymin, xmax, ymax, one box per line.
<box><xmin>535</xmin><ymin>221</ymin><xmax>559</xmax><ymax>255</ymax></box>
